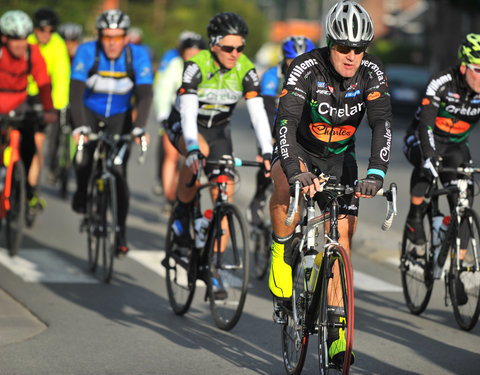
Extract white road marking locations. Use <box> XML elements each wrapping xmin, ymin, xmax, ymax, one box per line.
<box><xmin>0</xmin><ymin>248</ymin><xmax>98</xmax><ymax>283</ymax></box>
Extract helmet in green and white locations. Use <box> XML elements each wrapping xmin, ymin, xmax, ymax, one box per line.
<box><xmin>0</xmin><ymin>10</ymin><xmax>33</xmax><ymax>39</ymax></box>
<box><xmin>458</xmin><ymin>33</ymin><xmax>480</xmax><ymax>65</ymax></box>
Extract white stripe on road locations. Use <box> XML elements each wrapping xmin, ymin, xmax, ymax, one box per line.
<box><xmin>0</xmin><ymin>248</ymin><xmax>98</xmax><ymax>283</ymax></box>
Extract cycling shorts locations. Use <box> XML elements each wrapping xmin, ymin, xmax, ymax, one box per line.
<box><xmin>166</xmin><ymin>115</ymin><xmax>234</xmax><ymax>179</ymax></box>
<box><xmin>272</xmin><ymin>143</ymin><xmax>359</xmax><ymax>217</ymax></box>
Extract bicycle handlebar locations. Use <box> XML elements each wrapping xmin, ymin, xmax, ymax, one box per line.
<box><xmin>185</xmin><ymin>156</ymin><xmax>263</xmax><ymax>187</ymax></box>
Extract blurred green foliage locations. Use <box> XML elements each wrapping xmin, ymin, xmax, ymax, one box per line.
<box><xmin>370</xmin><ymin>39</ymin><xmax>425</xmax><ymax>66</ymax></box>
<box><xmin>0</xmin><ymin>0</ymin><xmax>270</xmax><ymax>64</ymax></box>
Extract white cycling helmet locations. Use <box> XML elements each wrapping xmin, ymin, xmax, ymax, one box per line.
<box><xmin>0</xmin><ymin>10</ymin><xmax>33</xmax><ymax>39</ymax></box>
<box><xmin>325</xmin><ymin>1</ymin><xmax>374</xmax><ymax>48</ymax></box>
<box><xmin>95</xmin><ymin>9</ymin><xmax>130</xmax><ymax>31</ymax></box>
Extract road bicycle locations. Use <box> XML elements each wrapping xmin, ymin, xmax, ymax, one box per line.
<box><xmin>52</xmin><ymin>107</ymin><xmax>74</xmax><ymax>199</ymax></box>
<box><xmin>0</xmin><ymin>113</ymin><xmax>26</xmax><ymax>256</ymax></box>
<box><xmin>78</xmin><ymin>122</ymin><xmax>147</xmax><ymax>283</ymax></box>
<box><xmin>280</xmin><ymin>175</ymin><xmax>397</xmax><ymax>374</ymax></box>
<box><xmin>162</xmin><ymin>155</ymin><xmax>262</xmax><ymax>330</ymax></box>
<box><xmin>400</xmin><ymin>163</ymin><xmax>480</xmax><ymax>331</ymax></box>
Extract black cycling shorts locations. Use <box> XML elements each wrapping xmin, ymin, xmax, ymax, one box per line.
<box><xmin>166</xmin><ymin>114</ymin><xmax>234</xmax><ymax>179</ymax></box>
<box><xmin>272</xmin><ymin>143</ymin><xmax>359</xmax><ymax>216</ymax></box>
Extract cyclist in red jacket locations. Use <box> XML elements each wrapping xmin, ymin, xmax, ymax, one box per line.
<box><xmin>0</xmin><ymin>10</ymin><xmax>57</xmax><ymax>201</ymax></box>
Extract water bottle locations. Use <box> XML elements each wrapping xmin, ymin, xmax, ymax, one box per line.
<box><xmin>303</xmin><ymin>249</ymin><xmax>317</xmax><ymax>292</ymax></box>
<box><xmin>194</xmin><ymin>209</ymin><xmax>212</xmax><ymax>249</ymax></box>
<box><xmin>308</xmin><ymin>251</ymin><xmax>323</xmax><ymax>292</ymax></box>
<box><xmin>433</xmin><ymin>215</ymin><xmax>450</xmax><ymax>279</ymax></box>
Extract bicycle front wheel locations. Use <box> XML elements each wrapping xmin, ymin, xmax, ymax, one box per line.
<box><xmin>164</xmin><ymin>205</ymin><xmax>196</xmax><ymax>315</ymax></box>
<box><xmin>449</xmin><ymin>209</ymin><xmax>480</xmax><ymax>331</ymax></box>
<box><xmin>86</xmin><ymin>176</ymin><xmax>100</xmax><ymax>272</ymax></box>
<box><xmin>318</xmin><ymin>245</ymin><xmax>354</xmax><ymax>375</ymax></box>
<box><xmin>207</xmin><ymin>203</ymin><xmax>249</xmax><ymax>331</ymax></box>
<box><xmin>98</xmin><ymin>177</ymin><xmax>117</xmax><ymax>283</ymax></box>
<box><xmin>400</xmin><ymin>209</ymin><xmax>434</xmax><ymax>315</ymax></box>
<box><xmin>5</xmin><ymin>160</ymin><xmax>26</xmax><ymax>256</ymax></box>
<box><xmin>282</xmin><ymin>237</ymin><xmax>309</xmax><ymax>375</ymax></box>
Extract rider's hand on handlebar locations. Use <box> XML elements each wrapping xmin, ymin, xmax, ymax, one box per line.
<box><xmin>288</xmin><ymin>171</ymin><xmax>322</xmax><ymax>198</ymax></box>
<box><xmin>423</xmin><ymin>156</ymin><xmax>439</xmax><ymax>178</ymax></box>
<box><xmin>185</xmin><ymin>149</ymin><xmax>205</xmax><ymax>175</ymax></box>
<box><xmin>262</xmin><ymin>153</ymin><xmax>272</xmax><ymax>178</ymax></box>
<box><xmin>355</xmin><ymin>175</ymin><xmax>383</xmax><ymax>198</ymax></box>
<box><xmin>132</xmin><ymin>126</ymin><xmax>150</xmax><ymax>145</ymax></box>
<box><xmin>72</xmin><ymin>126</ymin><xmax>91</xmax><ymax>144</ymax></box>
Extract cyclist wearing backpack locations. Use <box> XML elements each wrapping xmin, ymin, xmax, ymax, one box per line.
<box><xmin>0</xmin><ymin>10</ymin><xmax>57</xmax><ymax>195</ymax></box>
<box><xmin>70</xmin><ymin>9</ymin><xmax>153</xmax><ymax>257</ymax></box>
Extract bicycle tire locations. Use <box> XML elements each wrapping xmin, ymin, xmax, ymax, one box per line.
<box><xmin>98</xmin><ymin>177</ymin><xmax>117</xmax><ymax>283</ymax></box>
<box><xmin>318</xmin><ymin>245</ymin><xmax>354</xmax><ymax>375</ymax></box>
<box><xmin>5</xmin><ymin>160</ymin><xmax>26</xmax><ymax>256</ymax></box>
<box><xmin>207</xmin><ymin>203</ymin><xmax>249</xmax><ymax>331</ymax></box>
<box><xmin>253</xmin><ymin>227</ymin><xmax>271</xmax><ymax>280</ymax></box>
<box><xmin>400</xmin><ymin>207</ymin><xmax>434</xmax><ymax>315</ymax></box>
<box><xmin>449</xmin><ymin>208</ymin><xmax>480</xmax><ymax>331</ymax></box>
<box><xmin>164</xmin><ymin>205</ymin><xmax>196</xmax><ymax>315</ymax></box>
<box><xmin>281</xmin><ymin>237</ymin><xmax>309</xmax><ymax>375</ymax></box>
<box><xmin>86</xmin><ymin>175</ymin><xmax>100</xmax><ymax>272</ymax></box>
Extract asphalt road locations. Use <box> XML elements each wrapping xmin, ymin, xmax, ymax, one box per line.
<box><xmin>0</xmin><ymin>106</ymin><xmax>479</xmax><ymax>375</ymax></box>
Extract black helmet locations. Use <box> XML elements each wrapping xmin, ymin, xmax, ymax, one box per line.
<box><xmin>33</xmin><ymin>7</ymin><xmax>60</xmax><ymax>30</ymax></box>
<box><xmin>207</xmin><ymin>12</ymin><xmax>247</xmax><ymax>45</ymax></box>
<box><xmin>95</xmin><ymin>9</ymin><xmax>130</xmax><ymax>31</ymax></box>
<box><xmin>179</xmin><ymin>32</ymin><xmax>207</xmax><ymax>52</ymax></box>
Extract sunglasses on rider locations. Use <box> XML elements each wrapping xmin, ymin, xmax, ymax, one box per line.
<box><xmin>217</xmin><ymin>43</ymin><xmax>245</xmax><ymax>53</ymax></box>
<box><xmin>467</xmin><ymin>64</ymin><xmax>480</xmax><ymax>74</ymax></box>
<box><xmin>333</xmin><ymin>44</ymin><xmax>367</xmax><ymax>55</ymax></box>
<box><xmin>101</xmin><ymin>34</ymin><xmax>126</xmax><ymax>43</ymax></box>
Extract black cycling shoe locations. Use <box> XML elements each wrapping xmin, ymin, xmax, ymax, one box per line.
<box><xmin>72</xmin><ymin>191</ymin><xmax>87</xmax><ymax>214</ymax></box>
<box><xmin>405</xmin><ymin>217</ymin><xmax>426</xmax><ymax>245</ymax></box>
<box><xmin>116</xmin><ymin>232</ymin><xmax>129</xmax><ymax>259</ymax></box>
<box><xmin>272</xmin><ymin>298</ymin><xmax>291</xmax><ymax>325</ymax></box>
<box><xmin>455</xmin><ymin>277</ymin><xmax>468</xmax><ymax>305</ymax></box>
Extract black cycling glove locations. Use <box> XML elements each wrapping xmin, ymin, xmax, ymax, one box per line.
<box><xmin>355</xmin><ymin>175</ymin><xmax>383</xmax><ymax>196</ymax></box>
<box><xmin>288</xmin><ymin>172</ymin><xmax>318</xmax><ymax>188</ymax></box>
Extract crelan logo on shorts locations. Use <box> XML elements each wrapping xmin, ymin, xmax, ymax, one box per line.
<box><xmin>309</xmin><ymin>123</ymin><xmax>356</xmax><ymax>142</ymax></box>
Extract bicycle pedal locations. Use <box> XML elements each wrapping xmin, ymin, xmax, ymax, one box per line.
<box><xmin>272</xmin><ymin>304</ymin><xmax>288</xmax><ymax>325</ymax></box>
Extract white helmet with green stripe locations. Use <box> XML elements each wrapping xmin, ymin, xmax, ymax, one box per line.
<box><xmin>0</xmin><ymin>10</ymin><xmax>33</xmax><ymax>39</ymax></box>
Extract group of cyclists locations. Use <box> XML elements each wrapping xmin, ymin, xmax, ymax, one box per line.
<box><xmin>1</xmin><ymin>0</ymin><xmax>480</xmax><ymax>370</ymax></box>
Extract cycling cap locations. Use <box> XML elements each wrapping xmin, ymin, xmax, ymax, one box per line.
<box><xmin>96</xmin><ymin>9</ymin><xmax>130</xmax><ymax>31</ymax></box>
<box><xmin>0</xmin><ymin>10</ymin><xmax>33</xmax><ymax>39</ymax></box>
<box><xmin>33</xmin><ymin>7</ymin><xmax>60</xmax><ymax>30</ymax></box>
<box><xmin>325</xmin><ymin>0</ymin><xmax>374</xmax><ymax>48</ymax></box>
<box><xmin>458</xmin><ymin>33</ymin><xmax>480</xmax><ymax>65</ymax></box>
<box><xmin>179</xmin><ymin>32</ymin><xmax>207</xmax><ymax>52</ymax></box>
<box><xmin>58</xmin><ymin>23</ymin><xmax>83</xmax><ymax>41</ymax></box>
<box><xmin>282</xmin><ymin>36</ymin><xmax>315</xmax><ymax>59</ymax></box>
<box><xmin>207</xmin><ymin>12</ymin><xmax>247</xmax><ymax>46</ymax></box>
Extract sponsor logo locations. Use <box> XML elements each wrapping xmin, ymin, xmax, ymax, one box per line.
<box><xmin>472</xmin><ymin>98</ymin><xmax>480</xmax><ymax>104</ymax></box>
<box><xmin>316</xmin><ymin>90</ymin><xmax>332</xmax><ymax>96</ymax></box>
<box><xmin>380</xmin><ymin>121</ymin><xmax>392</xmax><ymax>162</ymax></box>
<box><xmin>247</xmin><ymin>69</ymin><xmax>260</xmax><ymax>87</ymax></box>
<box><xmin>426</xmin><ymin>73</ymin><xmax>452</xmax><ymax>96</ymax></box>
<box><xmin>328</xmin><ymin>86</ymin><xmax>334</xmax><ymax>93</ymax></box>
<box><xmin>346</xmin><ymin>89</ymin><xmax>361</xmax><ymax>98</ymax></box>
<box><xmin>445</xmin><ymin>104</ymin><xmax>480</xmax><ymax>117</ymax></box>
<box><xmin>318</xmin><ymin>102</ymin><xmax>364</xmax><ymax>117</ymax></box>
<box><xmin>245</xmin><ymin>91</ymin><xmax>258</xmax><ymax>99</ymax></box>
<box><xmin>422</xmin><ymin>98</ymin><xmax>430</xmax><ymax>106</ymax></box>
<box><xmin>317</xmin><ymin>81</ymin><xmax>326</xmax><ymax>87</ymax></box>
<box><xmin>367</xmin><ymin>91</ymin><xmax>381</xmax><ymax>101</ymax></box>
<box><xmin>361</xmin><ymin>60</ymin><xmax>385</xmax><ymax>83</ymax></box>
<box><xmin>309</xmin><ymin>123</ymin><xmax>356</xmax><ymax>142</ymax></box>
<box><xmin>436</xmin><ymin>117</ymin><xmax>471</xmax><ymax>134</ymax></box>
<box><xmin>347</xmin><ymin>83</ymin><xmax>357</xmax><ymax>90</ymax></box>
<box><xmin>179</xmin><ymin>88</ymin><xmax>186</xmax><ymax>95</ymax></box>
<box><xmin>286</xmin><ymin>58</ymin><xmax>319</xmax><ymax>86</ymax></box>
<box><xmin>279</xmin><ymin>120</ymin><xmax>289</xmax><ymax>159</ymax></box>
<box><xmin>280</xmin><ymin>89</ymin><xmax>288</xmax><ymax>97</ymax></box>
<box><xmin>448</xmin><ymin>92</ymin><xmax>461</xmax><ymax>99</ymax></box>
<box><xmin>183</xmin><ymin>64</ymin><xmax>200</xmax><ymax>83</ymax></box>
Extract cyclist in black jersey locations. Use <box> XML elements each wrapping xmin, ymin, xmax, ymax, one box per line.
<box><xmin>268</xmin><ymin>1</ymin><xmax>392</xmax><ymax>367</ymax></box>
<box><xmin>403</xmin><ymin>33</ymin><xmax>480</xmax><ymax>245</ymax></box>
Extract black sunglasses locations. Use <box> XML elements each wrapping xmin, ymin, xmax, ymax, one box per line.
<box><xmin>217</xmin><ymin>43</ymin><xmax>245</xmax><ymax>53</ymax></box>
<box><xmin>333</xmin><ymin>44</ymin><xmax>367</xmax><ymax>55</ymax></box>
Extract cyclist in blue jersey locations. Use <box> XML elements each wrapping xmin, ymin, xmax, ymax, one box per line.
<box><xmin>247</xmin><ymin>36</ymin><xmax>315</xmax><ymax>227</ymax></box>
<box><xmin>69</xmin><ymin>9</ymin><xmax>153</xmax><ymax>257</ymax></box>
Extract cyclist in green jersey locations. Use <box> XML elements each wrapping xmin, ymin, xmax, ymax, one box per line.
<box><xmin>165</xmin><ymin>13</ymin><xmax>273</xmax><ymax>275</ymax></box>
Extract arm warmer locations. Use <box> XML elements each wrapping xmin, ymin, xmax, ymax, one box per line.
<box><xmin>179</xmin><ymin>93</ymin><xmax>200</xmax><ymax>151</ymax></box>
<box><xmin>69</xmin><ymin>79</ymin><xmax>87</xmax><ymax>128</ymax></box>
<box><xmin>133</xmin><ymin>84</ymin><xmax>153</xmax><ymax>127</ymax></box>
<box><xmin>246</xmin><ymin>96</ymin><xmax>273</xmax><ymax>155</ymax></box>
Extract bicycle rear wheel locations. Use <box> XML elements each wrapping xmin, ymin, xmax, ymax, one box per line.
<box><xmin>5</xmin><ymin>160</ymin><xmax>26</xmax><ymax>256</ymax></box>
<box><xmin>400</xmin><ymin>209</ymin><xmax>434</xmax><ymax>315</ymax></box>
<box><xmin>318</xmin><ymin>245</ymin><xmax>354</xmax><ymax>375</ymax></box>
<box><xmin>207</xmin><ymin>203</ymin><xmax>249</xmax><ymax>331</ymax></box>
<box><xmin>98</xmin><ymin>178</ymin><xmax>117</xmax><ymax>283</ymax></box>
<box><xmin>449</xmin><ymin>209</ymin><xmax>480</xmax><ymax>331</ymax></box>
<box><xmin>86</xmin><ymin>176</ymin><xmax>100</xmax><ymax>272</ymax></box>
<box><xmin>252</xmin><ymin>226</ymin><xmax>271</xmax><ymax>280</ymax></box>
<box><xmin>282</xmin><ymin>238</ymin><xmax>309</xmax><ymax>375</ymax></box>
<box><xmin>164</xmin><ymin>205</ymin><xmax>196</xmax><ymax>315</ymax></box>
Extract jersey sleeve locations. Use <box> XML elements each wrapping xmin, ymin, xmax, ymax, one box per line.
<box><xmin>363</xmin><ymin>56</ymin><xmax>393</xmax><ymax>179</ymax></box>
<box><xmin>70</xmin><ymin>42</ymin><xmax>94</xmax><ymax>83</ymax></box>
<box><xmin>29</xmin><ymin>44</ymin><xmax>54</xmax><ymax>111</ymax></box>
<box><xmin>131</xmin><ymin>44</ymin><xmax>154</xmax><ymax>86</ymax></box>
<box><xmin>50</xmin><ymin>34</ymin><xmax>71</xmax><ymax>110</ymax></box>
